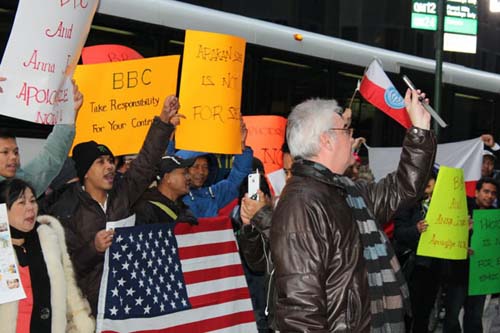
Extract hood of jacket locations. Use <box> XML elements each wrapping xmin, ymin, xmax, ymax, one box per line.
<box><xmin>176</xmin><ymin>150</ymin><xmax>219</xmax><ymax>186</ymax></box>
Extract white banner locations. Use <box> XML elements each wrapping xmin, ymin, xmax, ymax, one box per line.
<box><xmin>367</xmin><ymin>137</ymin><xmax>483</xmax><ymax>182</ymax></box>
<box><xmin>0</xmin><ymin>0</ymin><xmax>98</xmax><ymax>124</ymax></box>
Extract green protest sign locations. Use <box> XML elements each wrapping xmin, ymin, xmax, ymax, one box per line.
<box><xmin>469</xmin><ymin>209</ymin><xmax>500</xmax><ymax>296</ymax></box>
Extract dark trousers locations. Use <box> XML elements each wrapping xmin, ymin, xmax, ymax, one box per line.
<box><xmin>241</xmin><ymin>259</ymin><xmax>269</xmax><ymax>332</ymax></box>
<box><xmin>443</xmin><ymin>282</ymin><xmax>486</xmax><ymax>333</ymax></box>
<box><xmin>409</xmin><ymin>262</ymin><xmax>441</xmax><ymax>333</ymax></box>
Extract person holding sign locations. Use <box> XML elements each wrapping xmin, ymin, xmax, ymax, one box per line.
<box><xmin>443</xmin><ymin>177</ymin><xmax>498</xmax><ymax>333</ymax></box>
<box><xmin>393</xmin><ymin>169</ymin><xmax>443</xmax><ymax>332</ymax></box>
<box><xmin>270</xmin><ymin>89</ymin><xmax>436</xmax><ymax>332</ymax></box>
<box><xmin>177</xmin><ymin>119</ymin><xmax>253</xmax><ymax>218</ymax></box>
<box><xmin>46</xmin><ymin>95</ymin><xmax>183</xmax><ymax>316</ymax></box>
<box><xmin>0</xmin><ymin>178</ymin><xmax>94</xmax><ymax>333</ymax></box>
<box><xmin>0</xmin><ymin>77</ymin><xmax>83</xmax><ymax>198</ymax></box>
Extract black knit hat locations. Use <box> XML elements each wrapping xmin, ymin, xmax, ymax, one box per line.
<box><xmin>72</xmin><ymin>141</ymin><xmax>114</xmax><ymax>181</ymax></box>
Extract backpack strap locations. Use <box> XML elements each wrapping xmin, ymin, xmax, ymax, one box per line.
<box><xmin>148</xmin><ymin>201</ymin><xmax>178</xmax><ymax>221</ymax></box>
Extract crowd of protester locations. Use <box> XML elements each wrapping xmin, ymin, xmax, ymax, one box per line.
<box><xmin>1</xmin><ymin>72</ymin><xmax>500</xmax><ymax>333</ymax></box>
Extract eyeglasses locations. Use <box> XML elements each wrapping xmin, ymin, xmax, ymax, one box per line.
<box><xmin>327</xmin><ymin>127</ymin><xmax>354</xmax><ymax>137</ymax></box>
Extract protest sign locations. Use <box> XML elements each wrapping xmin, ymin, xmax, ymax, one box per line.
<box><xmin>176</xmin><ymin>30</ymin><xmax>246</xmax><ymax>154</ymax></box>
<box><xmin>82</xmin><ymin>44</ymin><xmax>143</xmax><ymax>64</ymax></box>
<box><xmin>243</xmin><ymin>115</ymin><xmax>287</xmax><ymax>174</ymax></box>
<box><xmin>0</xmin><ymin>0</ymin><xmax>98</xmax><ymax>124</ymax></box>
<box><xmin>469</xmin><ymin>209</ymin><xmax>500</xmax><ymax>296</ymax></box>
<box><xmin>72</xmin><ymin>55</ymin><xmax>180</xmax><ymax>156</ymax></box>
<box><xmin>417</xmin><ymin>166</ymin><xmax>469</xmax><ymax>259</ymax></box>
<box><xmin>0</xmin><ymin>205</ymin><xmax>26</xmax><ymax>305</ymax></box>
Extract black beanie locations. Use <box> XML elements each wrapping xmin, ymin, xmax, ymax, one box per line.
<box><xmin>72</xmin><ymin>141</ymin><xmax>114</xmax><ymax>181</ymax></box>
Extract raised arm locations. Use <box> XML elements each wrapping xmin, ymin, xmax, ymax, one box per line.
<box><xmin>121</xmin><ymin>95</ymin><xmax>182</xmax><ymax>206</ymax></box>
<box><xmin>19</xmin><ymin>80</ymin><xmax>83</xmax><ymax>196</ymax></box>
<box><xmin>356</xmin><ymin>89</ymin><xmax>437</xmax><ymax>224</ymax></box>
<box><xmin>212</xmin><ymin>119</ymin><xmax>253</xmax><ymax>209</ymax></box>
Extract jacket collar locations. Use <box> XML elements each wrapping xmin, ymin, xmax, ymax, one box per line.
<box><xmin>292</xmin><ymin>159</ymin><xmax>345</xmax><ymax>189</ymax></box>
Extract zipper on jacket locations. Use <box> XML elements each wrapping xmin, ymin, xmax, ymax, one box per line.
<box><xmin>264</xmin><ymin>231</ymin><xmax>274</xmax><ymax>317</ymax></box>
<box><xmin>265</xmin><ymin>268</ymin><xmax>274</xmax><ymax>316</ymax></box>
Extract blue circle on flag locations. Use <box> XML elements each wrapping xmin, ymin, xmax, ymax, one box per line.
<box><xmin>384</xmin><ymin>86</ymin><xmax>405</xmax><ymax>109</ymax></box>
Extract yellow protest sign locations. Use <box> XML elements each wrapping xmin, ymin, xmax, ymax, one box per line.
<box><xmin>243</xmin><ymin>115</ymin><xmax>287</xmax><ymax>174</ymax></box>
<box><xmin>176</xmin><ymin>30</ymin><xmax>246</xmax><ymax>154</ymax></box>
<box><xmin>417</xmin><ymin>166</ymin><xmax>469</xmax><ymax>259</ymax></box>
<box><xmin>72</xmin><ymin>55</ymin><xmax>180</xmax><ymax>155</ymax></box>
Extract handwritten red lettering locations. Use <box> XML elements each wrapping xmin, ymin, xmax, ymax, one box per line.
<box><xmin>16</xmin><ymin>82</ymin><xmax>69</xmax><ymax>107</ymax></box>
<box><xmin>35</xmin><ymin>111</ymin><xmax>61</xmax><ymax>125</ymax></box>
<box><xmin>45</xmin><ymin>21</ymin><xmax>73</xmax><ymax>39</ymax></box>
<box><xmin>60</xmin><ymin>0</ymin><xmax>88</xmax><ymax>9</ymax></box>
<box><xmin>22</xmin><ymin>50</ymin><xmax>56</xmax><ymax>73</ymax></box>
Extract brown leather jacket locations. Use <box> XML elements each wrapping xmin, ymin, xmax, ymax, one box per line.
<box><xmin>270</xmin><ymin>127</ymin><xmax>436</xmax><ymax>332</ymax></box>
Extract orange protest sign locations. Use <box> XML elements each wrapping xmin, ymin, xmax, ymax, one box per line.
<box><xmin>82</xmin><ymin>44</ymin><xmax>143</xmax><ymax>64</ymax></box>
<box><xmin>72</xmin><ymin>55</ymin><xmax>180</xmax><ymax>155</ymax></box>
<box><xmin>243</xmin><ymin>115</ymin><xmax>287</xmax><ymax>174</ymax></box>
<box><xmin>176</xmin><ymin>30</ymin><xmax>246</xmax><ymax>154</ymax></box>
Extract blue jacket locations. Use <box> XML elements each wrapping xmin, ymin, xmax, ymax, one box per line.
<box><xmin>0</xmin><ymin>124</ymin><xmax>75</xmax><ymax>197</ymax></box>
<box><xmin>177</xmin><ymin>147</ymin><xmax>253</xmax><ymax>218</ymax></box>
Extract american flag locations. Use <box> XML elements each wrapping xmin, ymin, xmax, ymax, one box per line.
<box><xmin>96</xmin><ymin>216</ymin><xmax>257</xmax><ymax>333</ymax></box>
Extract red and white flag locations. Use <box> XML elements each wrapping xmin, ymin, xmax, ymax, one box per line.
<box><xmin>367</xmin><ymin>138</ymin><xmax>483</xmax><ymax>197</ymax></box>
<box><xmin>359</xmin><ymin>60</ymin><xmax>412</xmax><ymax>128</ymax></box>
<box><xmin>97</xmin><ymin>216</ymin><xmax>256</xmax><ymax>333</ymax></box>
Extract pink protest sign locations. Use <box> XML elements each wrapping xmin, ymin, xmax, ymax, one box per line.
<box><xmin>82</xmin><ymin>44</ymin><xmax>143</xmax><ymax>64</ymax></box>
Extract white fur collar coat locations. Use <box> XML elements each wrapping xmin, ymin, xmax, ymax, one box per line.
<box><xmin>0</xmin><ymin>215</ymin><xmax>95</xmax><ymax>333</ymax></box>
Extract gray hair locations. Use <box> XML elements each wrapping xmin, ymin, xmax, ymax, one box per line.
<box><xmin>286</xmin><ymin>98</ymin><xmax>343</xmax><ymax>159</ymax></box>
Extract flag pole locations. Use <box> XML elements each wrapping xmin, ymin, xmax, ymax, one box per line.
<box><xmin>434</xmin><ymin>0</ymin><xmax>445</xmax><ymax>138</ymax></box>
<box><xmin>348</xmin><ymin>80</ymin><xmax>360</xmax><ymax>109</ymax></box>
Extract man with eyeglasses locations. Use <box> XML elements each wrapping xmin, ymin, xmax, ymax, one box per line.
<box><xmin>134</xmin><ymin>155</ymin><xmax>197</xmax><ymax>225</ymax></box>
<box><xmin>270</xmin><ymin>91</ymin><xmax>437</xmax><ymax>332</ymax></box>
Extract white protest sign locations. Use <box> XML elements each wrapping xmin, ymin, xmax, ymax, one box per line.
<box><xmin>0</xmin><ymin>204</ymin><xmax>26</xmax><ymax>305</ymax></box>
<box><xmin>0</xmin><ymin>0</ymin><xmax>98</xmax><ymax>124</ymax></box>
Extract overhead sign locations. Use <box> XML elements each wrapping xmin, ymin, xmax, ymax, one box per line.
<box><xmin>411</xmin><ymin>0</ymin><xmax>477</xmax><ymax>34</ymax></box>
<box><xmin>411</xmin><ymin>0</ymin><xmax>478</xmax><ymax>53</ymax></box>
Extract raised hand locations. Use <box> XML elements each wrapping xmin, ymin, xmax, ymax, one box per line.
<box><xmin>160</xmin><ymin>95</ymin><xmax>185</xmax><ymax>126</ymax></box>
<box><xmin>481</xmin><ymin>134</ymin><xmax>495</xmax><ymax>148</ymax></box>
<box><xmin>0</xmin><ymin>76</ymin><xmax>6</xmax><ymax>93</ymax></box>
<box><xmin>72</xmin><ymin>79</ymin><xmax>83</xmax><ymax>116</ymax></box>
<box><xmin>404</xmin><ymin>88</ymin><xmax>431</xmax><ymax>130</ymax></box>
<box><xmin>240</xmin><ymin>118</ymin><xmax>248</xmax><ymax>150</ymax></box>
<box><xmin>240</xmin><ymin>190</ymin><xmax>267</xmax><ymax>225</ymax></box>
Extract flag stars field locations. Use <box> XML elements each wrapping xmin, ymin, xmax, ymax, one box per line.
<box><xmin>98</xmin><ymin>219</ymin><xmax>256</xmax><ymax>332</ymax></box>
